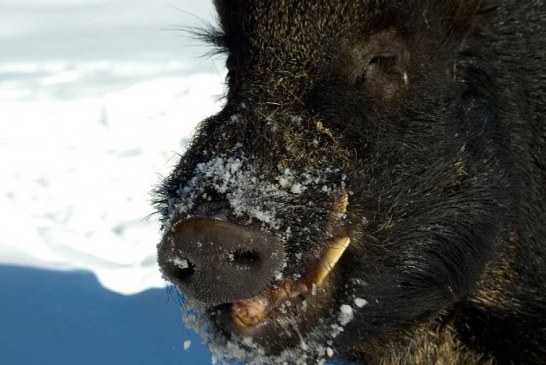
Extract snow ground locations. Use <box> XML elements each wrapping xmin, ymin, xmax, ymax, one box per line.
<box><xmin>0</xmin><ymin>0</ymin><xmax>226</xmax><ymax>294</ymax></box>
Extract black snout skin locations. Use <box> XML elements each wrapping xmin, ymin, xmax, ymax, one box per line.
<box><xmin>158</xmin><ymin>217</ymin><xmax>285</xmax><ymax>305</ymax></box>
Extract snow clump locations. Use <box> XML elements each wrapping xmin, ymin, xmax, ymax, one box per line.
<box><xmin>354</xmin><ymin>297</ymin><xmax>368</xmax><ymax>308</ymax></box>
<box><xmin>338</xmin><ymin>304</ymin><xmax>355</xmax><ymax>326</ymax></box>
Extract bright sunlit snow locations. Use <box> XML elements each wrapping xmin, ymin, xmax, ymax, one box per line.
<box><xmin>0</xmin><ymin>0</ymin><xmax>226</xmax><ymax>294</ymax></box>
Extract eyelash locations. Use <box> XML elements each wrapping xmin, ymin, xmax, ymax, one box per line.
<box><xmin>368</xmin><ymin>55</ymin><xmax>398</xmax><ymax>69</ymax></box>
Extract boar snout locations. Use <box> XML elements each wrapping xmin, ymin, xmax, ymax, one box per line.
<box><xmin>158</xmin><ymin>216</ymin><xmax>286</xmax><ymax>305</ymax></box>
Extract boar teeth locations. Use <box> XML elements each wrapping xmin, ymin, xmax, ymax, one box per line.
<box><xmin>311</xmin><ymin>237</ymin><xmax>351</xmax><ymax>286</ymax></box>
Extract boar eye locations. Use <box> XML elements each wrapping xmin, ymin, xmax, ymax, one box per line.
<box><xmin>368</xmin><ymin>55</ymin><xmax>398</xmax><ymax>69</ymax></box>
<box><xmin>352</xmin><ymin>31</ymin><xmax>408</xmax><ymax>97</ymax></box>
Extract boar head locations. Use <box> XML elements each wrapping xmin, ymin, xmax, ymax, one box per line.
<box><xmin>155</xmin><ymin>1</ymin><xmax>511</xmax><ymax>363</ymax></box>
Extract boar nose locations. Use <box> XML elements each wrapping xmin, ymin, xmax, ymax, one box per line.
<box><xmin>158</xmin><ymin>217</ymin><xmax>285</xmax><ymax>305</ymax></box>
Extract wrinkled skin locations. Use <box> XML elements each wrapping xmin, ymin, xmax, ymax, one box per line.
<box><xmin>154</xmin><ymin>1</ymin><xmax>546</xmax><ymax>364</ymax></box>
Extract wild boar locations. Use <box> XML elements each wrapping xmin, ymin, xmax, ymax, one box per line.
<box><xmin>155</xmin><ymin>1</ymin><xmax>546</xmax><ymax>364</ymax></box>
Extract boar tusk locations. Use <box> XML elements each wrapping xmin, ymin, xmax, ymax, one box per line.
<box><xmin>311</xmin><ymin>236</ymin><xmax>351</xmax><ymax>286</ymax></box>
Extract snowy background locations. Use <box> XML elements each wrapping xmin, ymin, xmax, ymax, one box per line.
<box><xmin>0</xmin><ymin>1</ymin><xmax>225</xmax><ymax>363</ymax></box>
<box><xmin>0</xmin><ymin>0</ymin><xmax>226</xmax><ymax>295</ymax></box>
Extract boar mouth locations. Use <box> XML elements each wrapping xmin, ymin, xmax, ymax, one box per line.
<box><xmin>205</xmin><ymin>191</ymin><xmax>351</xmax><ymax>344</ymax></box>
<box><xmin>215</xmin><ymin>236</ymin><xmax>351</xmax><ymax>340</ymax></box>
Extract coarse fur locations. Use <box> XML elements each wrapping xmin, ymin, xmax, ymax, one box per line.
<box><xmin>154</xmin><ymin>0</ymin><xmax>546</xmax><ymax>364</ymax></box>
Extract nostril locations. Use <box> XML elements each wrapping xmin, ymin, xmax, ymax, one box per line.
<box><xmin>233</xmin><ymin>249</ymin><xmax>260</xmax><ymax>263</ymax></box>
<box><xmin>228</xmin><ymin>249</ymin><xmax>262</xmax><ymax>269</ymax></box>
<box><xmin>168</xmin><ymin>258</ymin><xmax>195</xmax><ymax>283</ymax></box>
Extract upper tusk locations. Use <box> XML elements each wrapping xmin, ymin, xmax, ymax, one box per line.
<box><xmin>311</xmin><ymin>236</ymin><xmax>351</xmax><ymax>286</ymax></box>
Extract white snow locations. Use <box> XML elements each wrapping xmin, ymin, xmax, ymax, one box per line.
<box><xmin>173</xmin><ymin>258</ymin><xmax>190</xmax><ymax>269</ymax></box>
<box><xmin>354</xmin><ymin>297</ymin><xmax>368</xmax><ymax>308</ymax></box>
<box><xmin>0</xmin><ymin>64</ymin><xmax>225</xmax><ymax>295</ymax></box>
<box><xmin>338</xmin><ymin>304</ymin><xmax>355</xmax><ymax>326</ymax></box>
<box><xmin>0</xmin><ymin>0</ymin><xmax>226</xmax><ymax>295</ymax></box>
<box><xmin>170</xmin><ymin>154</ymin><xmax>285</xmax><ymax>230</ymax></box>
